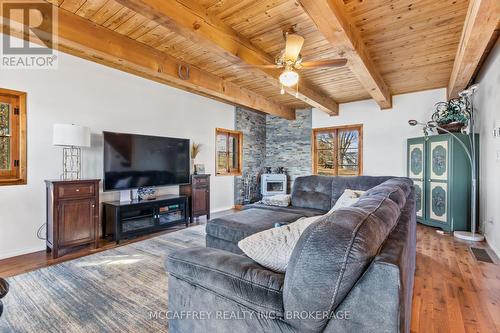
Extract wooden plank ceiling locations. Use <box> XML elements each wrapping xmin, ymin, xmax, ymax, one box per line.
<box><xmin>41</xmin><ymin>0</ymin><xmax>472</xmax><ymax>115</ymax></box>
<box><xmin>344</xmin><ymin>0</ymin><xmax>470</xmax><ymax>95</ymax></box>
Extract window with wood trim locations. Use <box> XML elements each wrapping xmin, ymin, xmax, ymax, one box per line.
<box><xmin>216</xmin><ymin>128</ymin><xmax>243</xmax><ymax>176</ymax></box>
<box><xmin>0</xmin><ymin>89</ymin><xmax>27</xmax><ymax>186</ymax></box>
<box><xmin>313</xmin><ymin>125</ymin><xmax>363</xmax><ymax>176</ymax></box>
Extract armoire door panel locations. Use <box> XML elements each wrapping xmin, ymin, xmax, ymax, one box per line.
<box><xmin>429</xmin><ymin>140</ymin><xmax>449</xmax><ymax>181</ymax></box>
<box><xmin>429</xmin><ymin>182</ymin><xmax>448</xmax><ymax>223</ymax></box>
<box><xmin>414</xmin><ymin>180</ymin><xmax>424</xmax><ymax>218</ymax></box>
<box><xmin>408</xmin><ymin>143</ymin><xmax>425</xmax><ymax>180</ymax></box>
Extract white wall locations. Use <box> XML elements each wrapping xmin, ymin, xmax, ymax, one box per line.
<box><xmin>0</xmin><ymin>35</ymin><xmax>235</xmax><ymax>259</ymax></box>
<box><xmin>312</xmin><ymin>88</ymin><xmax>447</xmax><ymax>176</ymax></box>
<box><xmin>474</xmin><ymin>39</ymin><xmax>500</xmax><ymax>256</ymax></box>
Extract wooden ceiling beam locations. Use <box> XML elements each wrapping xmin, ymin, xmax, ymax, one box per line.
<box><xmin>116</xmin><ymin>0</ymin><xmax>339</xmax><ymax>115</ymax></box>
<box><xmin>298</xmin><ymin>0</ymin><xmax>392</xmax><ymax>109</ymax></box>
<box><xmin>447</xmin><ymin>0</ymin><xmax>500</xmax><ymax>98</ymax></box>
<box><xmin>0</xmin><ymin>5</ymin><xmax>295</xmax><ymax>119</ymax></box>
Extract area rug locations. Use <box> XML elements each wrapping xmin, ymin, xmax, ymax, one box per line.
<box><xmin>0</xmin><ymin>225</ymin><xmax>205</xmax><ymax>333</ymax></box>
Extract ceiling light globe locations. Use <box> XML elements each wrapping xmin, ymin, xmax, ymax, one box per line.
<box><xmin>279</xmin><ymin>69</ymin><xmax>299</xmax><ymax>87</ymax></box>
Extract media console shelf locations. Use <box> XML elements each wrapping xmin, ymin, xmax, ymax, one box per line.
<box><xmin>102</xmin><ymin>194</ymin><xmax>188</xmax><ymax>243</ymax></box>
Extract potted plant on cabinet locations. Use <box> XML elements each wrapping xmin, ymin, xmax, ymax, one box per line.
<box><xmin>191</xmin><ymin>143</ymin><xmax>201</xmax><ymax>174</ymax></box>
<box><xmin>431</xmin><ymin>98</ymin><xmax>471</xmax><ymax>134</ymax></box>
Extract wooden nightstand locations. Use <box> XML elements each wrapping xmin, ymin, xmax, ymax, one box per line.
<box><xmin>45</xmin><ymin>179</ymin><xmax>100</xmax><ymax>258</ymax></box>
<box><xmin>180</xmin><ymin>174</ymin><xmax>210</xmax><ymax>223</ymax></box>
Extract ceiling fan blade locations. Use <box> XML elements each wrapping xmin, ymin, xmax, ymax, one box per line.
<box><xmin>240</xmin><ymin>64</ymin><xmax>282</xmax><ymax>69</ymax></box>
<box><xmin>285</xmin><ymin>33</ymin><xmax>305</xmax><ymax>62</ymax></box>
<box><xmin>299</xmin><ymin>59</ymin><xmax>348</xmax><ymax>68</ymax></box>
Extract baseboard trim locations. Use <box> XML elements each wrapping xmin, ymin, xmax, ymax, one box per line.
<box><xmin>485</xmin><ymin>235</ymin><xmax>500</xmax><ymax>259</ymax></box>
<box><xmin>0</xmin><ymin>245</ymin><xmax>45</xmax><ymax>260</ymax></box>
<box><xmin>211</xmin><ymin>207</ymin><xmax>234</xmax><ymax>214</ymax></box>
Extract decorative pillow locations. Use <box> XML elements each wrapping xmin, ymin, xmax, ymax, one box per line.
<box><xmin>328</xmin><ymin>189</ymin><xmax>365</xmax><ymax>213</ymax></box>
<box><xmin>238</xmin><ymin>215</ymin><xmax>323</xmax><ymax>272</ymax></box>
<box><xmin>261</xmin><ymin>194</ymin><xmax>291</xmax><ymax>207</ymax></box>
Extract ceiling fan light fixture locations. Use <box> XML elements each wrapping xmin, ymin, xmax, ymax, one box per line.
<box><xmin>279</xmin><ymin>68</ymin><xmax>299</xmax><ymax>87</ymax></box>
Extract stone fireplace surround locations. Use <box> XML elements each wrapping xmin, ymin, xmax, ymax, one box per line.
<box><xmin>234</xmin><ymin>107</ymin><xmax>312</xmax><ymax>205</ymax></box>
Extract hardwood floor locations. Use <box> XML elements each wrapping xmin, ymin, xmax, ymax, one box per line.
<box><xmin>0</xmin><ymin>215</ymin><xmax>213</xmax><ymax>278</ymax></box>
<box><xmin>411</xmin><ymin>225</ymin><xmax>500</xmax><ymax>333</ymax></box>
<box><xmin>1</xmin><ymin>216</ymin><xmax>499</xmax><ymax>333</ymax></box>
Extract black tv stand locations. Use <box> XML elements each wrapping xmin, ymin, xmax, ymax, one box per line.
<box><xmin>102</xmin><ymin>194</ymin><xmax>188</xmax><ymax>243</ymax></box>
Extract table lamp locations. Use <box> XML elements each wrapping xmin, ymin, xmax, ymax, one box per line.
<box><xmin>53</xmin><ymin>124</ymin><xmax>91</xmax><ymax>180</ymax></box>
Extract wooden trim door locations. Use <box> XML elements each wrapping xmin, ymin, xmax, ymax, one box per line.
<box><xmin>0</xmin><ymin>95</ymin><xmax>18</xmax><ymax>179</ymax></box>
<box><xmin>0</xmin><ymin>88</ymin><xmax>27</xmax><ymax>186</ymax></box>
<box><xmin>228</xmin><ymin>132</ymin><xmax>243</xmax><ymax>175</ymax></box>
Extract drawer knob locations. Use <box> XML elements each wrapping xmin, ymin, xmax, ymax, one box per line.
<box><xmin>76</xmin><ymin>189</ymin><xmax>80</xmax><ymax>192</ymax></box>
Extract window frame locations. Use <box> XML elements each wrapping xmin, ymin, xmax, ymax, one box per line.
<box><xmin>215</xmin><ymin>128</ymin><xmax>243</xmax><ymax>176</ymax></box>
<box><xmin>312</xmin><ymin>124</ymin><xmax>363</xmax><ymax>176</ymax></box>
<box><xmin>0</xmin><ymin>88</ymin><xmax>27</xmax><ymax>186</ymax></box>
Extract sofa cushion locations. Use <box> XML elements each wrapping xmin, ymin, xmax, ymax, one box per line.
<box><xmin>364</xmin><ymin>177</ymin><xmax>413</xmax><ymax>208</ymax></box>
<box><xmin>206</xmin><ymin>235</ymin><xmax>244</xmax><ymax>254</ymax></box>
<box><xmin>290</xmin><ymin>175</ymin><xmax>333</xmax><ymax>211</ymax></box>
<box><xmin>242</xmin><ymin>203</ymin><xmax>327</xmax><ymax>217</ymax></box>
<box><xmin>325</xmin><ymin>185</ymin><xmax>417</xmax><ymax>333</ymax></box>
<box><xmin>283</xmin><ymin>180</ymin><xmax>405</xmax><ymax>333</ymax></box>
<box><xmin>166</xmin><ymin>247</ymin><xmax>285</xmax><ymax>316</ymax></box>
<box><xmin>330</xmin><ymin>176</ymin><xmax>394</xmax><ymax>207</ymax></box>
<box><xmin>206</xmin><ymin>208</ymin><xmax>303</xmax><ymax>244</ymax></box>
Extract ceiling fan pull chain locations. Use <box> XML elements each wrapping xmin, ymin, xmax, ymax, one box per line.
<box><xmin>280</xmin><ymin>84</ymin><xmax>285</xmax><ymax>95</ymax></box>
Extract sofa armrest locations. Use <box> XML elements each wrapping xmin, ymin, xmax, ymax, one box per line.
<box><xmin>166</xmin><ymin>247</ymin><xmax>285</xmax><ymax>316</ymax></box>
<box><xmin>323</xmin><ymin>260</ymin><xmax>401</xmax><ymax>333</ymax></box>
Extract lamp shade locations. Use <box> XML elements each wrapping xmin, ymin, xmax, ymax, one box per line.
<box><xmin>279</xmin><ymin>69</ymin><xmax>299</xmax><ymax>87</ymax></box>
<box><xmin>53</xmin><ymin>124</ymin><xmax>91</xmax><ymax>147</ymax></box>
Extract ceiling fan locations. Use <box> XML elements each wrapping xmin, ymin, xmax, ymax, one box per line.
<box><xmin>248</xmin><ymin>30</ymin><xmax>348</xmax><ymax>94</ymax></box>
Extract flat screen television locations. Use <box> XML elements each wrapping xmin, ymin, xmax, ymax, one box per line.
<box><xmin>103</xmin><ymin>131</ymin><xmax>190</xmax><ymax>191</ymax></box>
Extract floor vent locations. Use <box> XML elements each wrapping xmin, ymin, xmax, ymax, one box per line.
<box><xmin>470</xmin><ymin>247</ymin><xmax>495</xmax><ymax>264</ymax></box>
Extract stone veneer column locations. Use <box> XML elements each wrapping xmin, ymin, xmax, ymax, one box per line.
<box><xmin>234</xmin><ymin>107</ymin><xmax>267</xmax><ymax>204</ymax></box>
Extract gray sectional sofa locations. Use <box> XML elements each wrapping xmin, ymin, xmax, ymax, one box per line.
<box><xmin>165</xmin><ymin>175</ymin><xmax>416</xmax><ymax>333</ymax></box>
<box><xmin>206</xmin><ymin>175</ymin><xmax>395</xmax><ymax>253</ymax></box>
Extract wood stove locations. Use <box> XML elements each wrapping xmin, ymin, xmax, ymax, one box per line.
<box><xmin>261</xmin><ymin>173</ymin><xmax>287</xmax><ymax>197</ymax></box>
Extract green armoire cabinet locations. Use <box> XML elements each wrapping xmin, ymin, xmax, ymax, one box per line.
<box><xmin>407</xmin><ymin>134</ymin><xmax>478</xmax><ymax>232</ymax></box>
